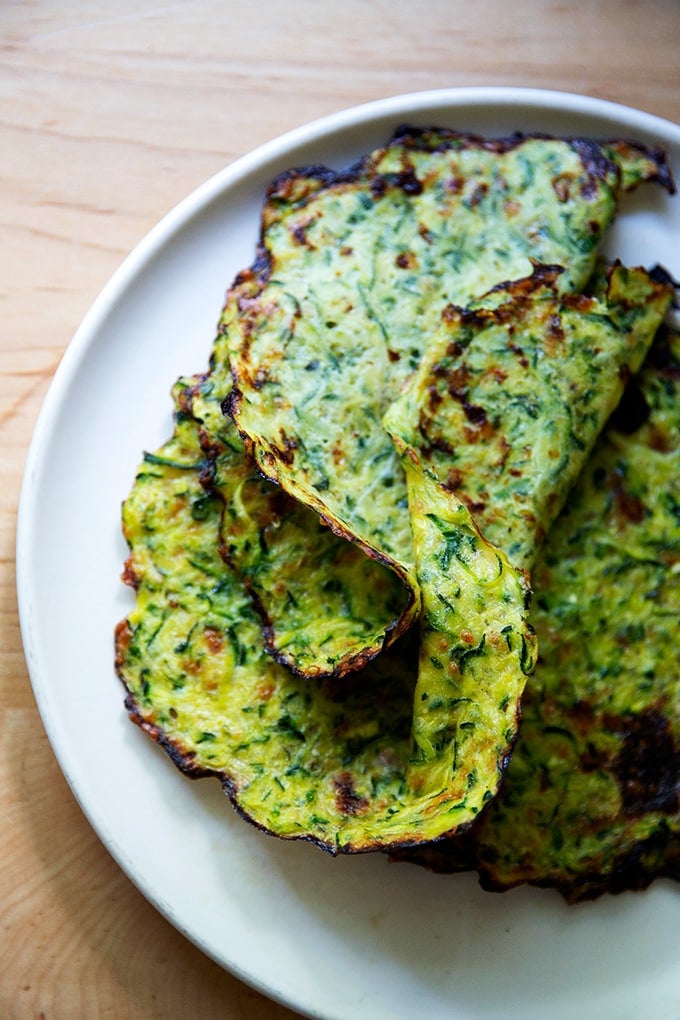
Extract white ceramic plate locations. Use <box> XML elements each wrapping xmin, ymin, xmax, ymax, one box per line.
<box><xmin>17</xmin><ymin>88</ymin><xmax>680</xmax><ymax>1020</ymax></box>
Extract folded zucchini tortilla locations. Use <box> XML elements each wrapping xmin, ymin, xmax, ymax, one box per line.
<box><xmin>391</xmin><ymin>326</ymin><xmax>680</xmax><ymax>899</ymax></box>
<box><xmin>383</xmin><ymin>260</ymin><xmax>674</xmax><ymax>568</ymax></box>
<box><xmin>116</xmin><ymin>375</ymin><xmax>537</xmax><ymax>850</ymax></box>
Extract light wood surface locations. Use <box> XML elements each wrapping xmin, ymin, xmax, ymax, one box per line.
<box><xmin>2</xmin><ymin>2</ymin><xmax>679</xmax><ymax>1017</ymax></box>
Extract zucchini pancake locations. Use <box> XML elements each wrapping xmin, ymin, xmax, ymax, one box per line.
<box><xmin>116</xmin><ymin>126</ymin><xmax>678</xmax><ymax>895</ymax></box>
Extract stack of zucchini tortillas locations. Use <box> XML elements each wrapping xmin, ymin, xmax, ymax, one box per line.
<box><xmin>116</xmin><ymin>126</ymin><xmax>679</xmax><ymax>901</ymax></box>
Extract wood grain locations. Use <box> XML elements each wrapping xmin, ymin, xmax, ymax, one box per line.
<box><xmin>2</xmin><ymin>1</ymin><xmax>679</xmax><ymax>1017</ymax></box>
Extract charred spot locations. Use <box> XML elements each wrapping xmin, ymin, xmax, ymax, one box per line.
<box><xmin>420</xmin><ymin>433</ymin><xmax>455</xmax><ymax>458</ymax></box>
<box><xmin>612</xmin><ymin>711</ymin><xmax>680</xmax><ymax>816</ymax></box>
<box><xmin>508</xmin><ymin>341</ymin><xmax>529</xmax><ymax>369</ymax></box>
<box><xmin>466</xmin><ymin>182</ymin><xmax>488</xmax><ymax>207</ymax></box>
<box><xmin>372</xmin><ymin>167</ymin><xmax>423</xmax><ymax>197</ymax></box>
<box><xmin>462</xmin><ymin>494</ymin><xmax>487</xmax><ymax>514</ymax></box>
<box><xmin>516</xmin><ymin>262</ymin><xmax>563</xmax><ymax>292</ymax></box>
<box><xmin>114</xmin><ymin>619</ymin><xmax>134</xmax><ymax>672</ymax></box>
<box><xmin>493</xmin><ymin>301</ymin><xmax>527</xmax><ymax>327</ymax></box>
<box><xmin>250</xmin><ymin>366</ymin><xmax>271</xmax><ymax>391</ymax></box>
<box><xmin>446</xmin><ymin>175</ymin><xmax>464</xmax><ymax>194</ymax></box>
<box><xmin>231</xmin><ymin>248</ymin><xmax>272</xmax><ymax>292</ymax></box>
<box><xmin>120</xmin><ymin>558</ymin><xmax>140</xmax><ymax>590</ymax></box>
<box><xmin>182</xmin><ymin>657</ymin><xmax>203</xmax><ymax>676</ymax></box>
<box><xmin>418</xmin><ymin>223</ymin><xmax>434</xmax><ymax>244</ymax></box>
<box><xmin>370</xmin><ymin>175</ymin><xmax>386</xmax><ymax>199</ymax></box>
<box><xmin>333</xmin><ymin>771</ymin><xmax>369</xmax><ymax>816</ymax></box>
<box><xmin>389</xmin><ymin>123</ymin><xmax>470</xmax><ymax>151</ymax></box>
<box><xmin>446</xmin><ymin>340</ymin><xmax>465</xmax><ymax>359</ymax></box>
<box><xmin>221</xmin><ymin>388</ymin><xmax>240</xmax><ymax>423</ymax></box>
<box><xmin>273</xmin><ymin>432</ymin><xmax>298</xmax><ymax>466</ymax></box>
<box><xmin>267</xmin><ymin>164</ymin><xmax>354</xmax><ymax>203</ymax></box>
<box><xmin>250</xmin><ymin>247</ymin><xmax>273</xmax><ymax>285</ymax></box>
<box><xmin>580</xmin><ymin>179</ymin><xmax>598</xmax><ymax>200</ymax></box>
<box><xmin>482</xmin><ymin>262</ymin><xmax>563</xmax><ymax>308</ymax></box>
<box><xmin>331</xmin><ymin>443</ymin><xmax>346</xmax><ymax>466</ymax></box>
<box><xmin>462</xmin><ymin>402</ymin><xmax>488</xmax><ymax>427</ymax></box>
<box><xmin>459</xmin><ymin>305</ymin><xmax>500</xmax><ymax>330</ymax></box>
<box><xmin>424</xmin><ymin>382</ymin><xmax>444</xmax><ymax>412</ymax></box>
<box><xmin>176</xmin><ymin>375</ymin><xmax>208</xmax><ymax>415</ymax></box>
<box><xmin>197</xmin><ymin>428</ymin><xmax>225</xmax><ymax>466</ymax></box>
<box><xmin>427</xmin><ymin>361</ymin><xmax>492</xmax><ymax>435</ymax></box>
<box><xmin>442</xmin><ymin>302</ymin><xmax>464</xmax><ymax>327</ymax></box>
<box><xmin>551</xmin><ymin>174</ymin><xmax>572</xmax><ymax>202</ymax></box>
<box><xmin>562</xmin><ymin>292</ymin><xmax>596</xmax><ymax>313</ymax></box>
<box><xmin>648</xmin><ymin>426</ymin><xmax>674</xmax><ymax>453</ymax></box>
<box><xmin>256</xmin><ymin>681</ymin><xmax>277</xmax><ymax>705</ymax></box>
<box><xmin>611</xmin><ymin>469</ymin><xmax>647</xmax><ymax>525</ymax></box>
<box><xmin>267</xmin><ymin>168</ymin><xmax>308</xmax><ymax>202</ymax></box>
<box><xmin>444</xmin><ymin>364</ymin><xmax>471</xmax><ymax>396</ymax></box>
<box><xmin>571</xmin><ymin>138</ymin><xmax>615</xmax><ymax>195</ymax></box>
<box><xmin>444</xmin><ymin>467</ymin><xmax>465</xmax><ymax>491</ymax></box>
<box><xmin>290</xmin><ymin>221</ymin><xmax>316</xmax><ymax>248</ymax></box>
<box><xmin>397</xmin><ymin>168</ymin><xmax>423</xmax><ymax>195</ymax></box>
<box><xmin>262</xmin><ymin>486</ymin><xmax>298</xmax><ymax>524</ymax></box>
<box><xmin>396</xmin><ymin>251</ymin><xmax>417</xmax><ymax>269</ymax></box>
<box><xmin>605</xmin><ymin>141</ymin><xmax>676</xmax><ymax>195</ymax></box>
<box><xmin>547</xmin><ymin>314</ymin><xmax>565</xmax><ymax>344</ymax></box>
<box><xmin>648</xmin><ymin>263</ymin><xmax>678</xmax><ymax>288</ymax></box>
<box><xmin>387</xmin><ymin>348</ymin><xmax>401</xmax><ymax>363</ymax></box>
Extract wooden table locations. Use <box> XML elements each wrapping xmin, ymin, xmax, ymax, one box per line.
<box><xmin>2</xmin><ymin>2</ymin><xmax>679</xmax><ymax>1016</ymax></box>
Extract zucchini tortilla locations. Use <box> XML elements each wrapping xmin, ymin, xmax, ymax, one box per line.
<box><xmin>225</xmin><ymin>126</ymin><xmax>672</xmax><ymax>676</ymax></box>
<box><xmin>391</xmin><ymin>327</ymin><xmax>680</xmax><ymax>899</ymax></box>
<box><xmin>116</xmin><ymin>376</ymin><xmax>535</xmax><ymax>851</ymax></box>
<box><xmin>383</xmin><ymin>260</ymin><xmax>674</xmax><ymax>569</ymax></box>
